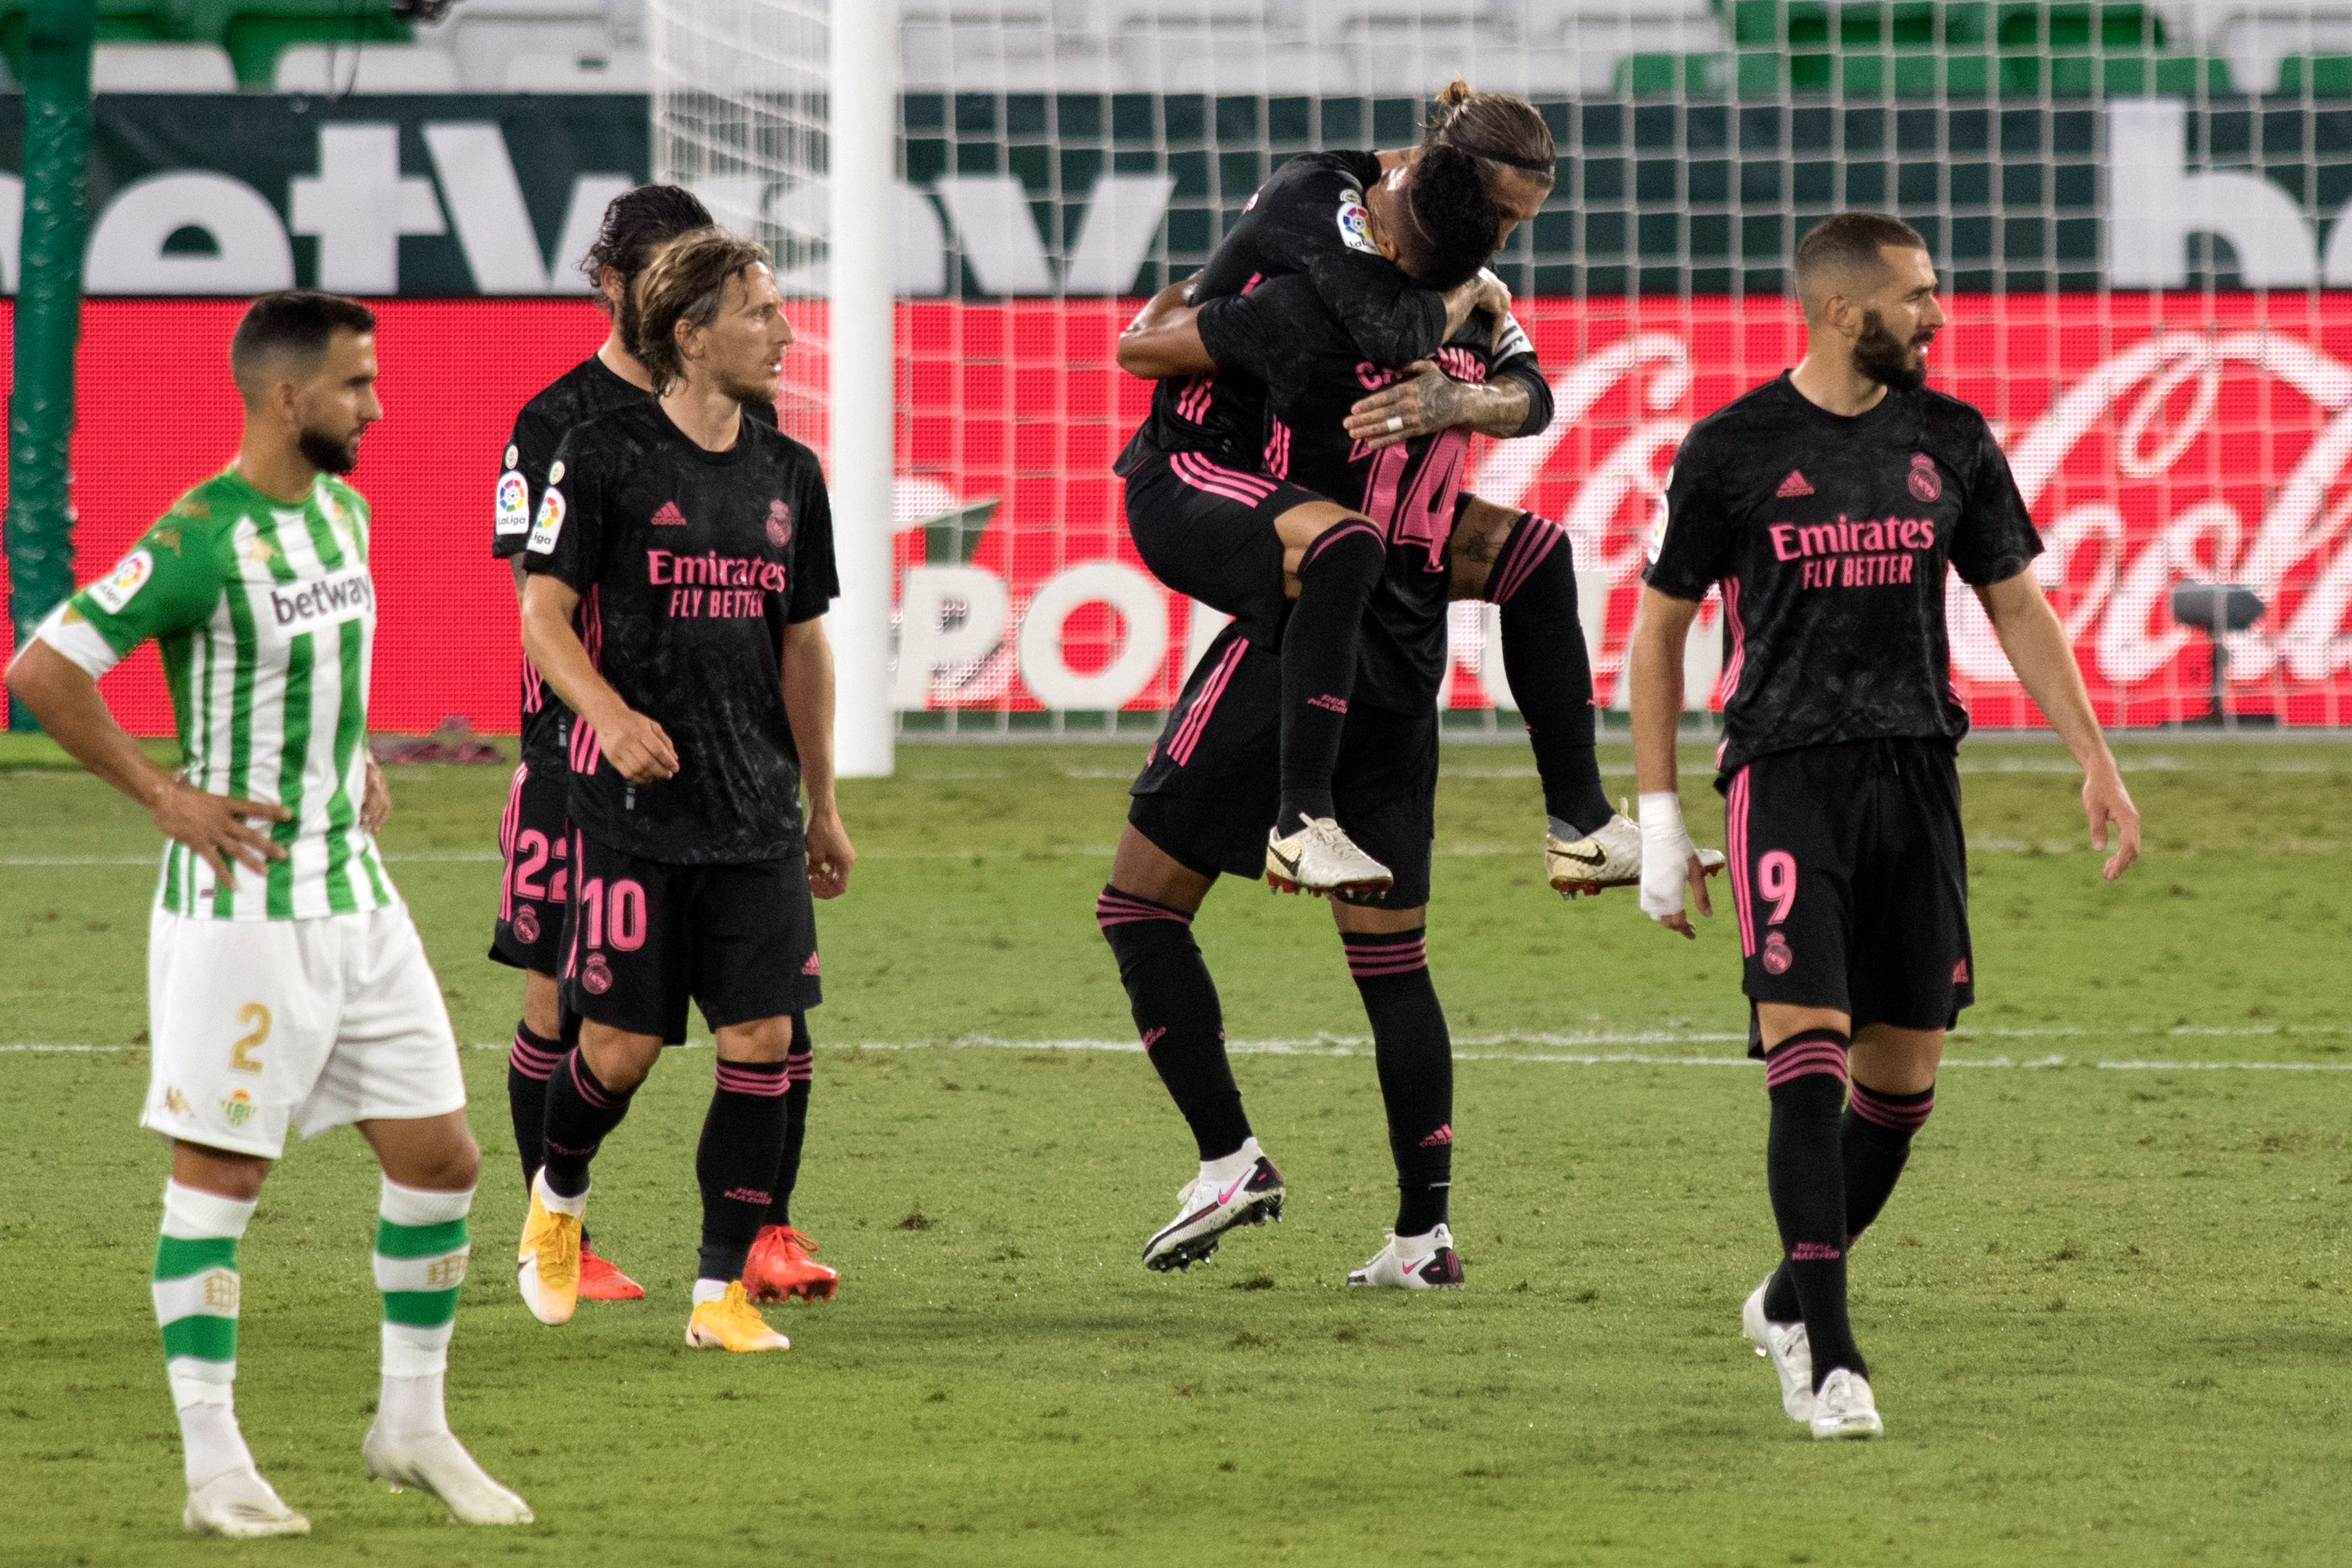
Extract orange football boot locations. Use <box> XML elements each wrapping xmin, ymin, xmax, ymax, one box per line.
<box><xmin>576</xmin><ymin>1241</ymin><xmax>646</xmax><ymax>1302</ymax></box>
<box><xmin>741</xmin><ymin>1225</ymin><xmax>839</xmax><ymax>1302</ymax></box>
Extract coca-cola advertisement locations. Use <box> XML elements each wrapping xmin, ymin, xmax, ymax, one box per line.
<box><xmin>8</xmin><ymin>295</ymin><xmax>2352</xmax><ymax>735</ymax></box>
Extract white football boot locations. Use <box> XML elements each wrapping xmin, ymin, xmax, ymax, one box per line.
<box><xmin>1347</xmin><ymin>1224</ymin><xmax>1465</xmax><ymax>1289</ymax></box>
<box><xmin>183</xmin><ymin>1467</ymin><xmax>310</xmax><ymax>1539</ymax></box>
<box><xmin>1265</xmin><ymin>816</ymin><xmax>1393</xmax><ymax>900</ymax></box>
<box><xmin>1741</xmin><ymin>1277</ymin><xmax>1815</xmax><ymax>1423</ymax></box>
<box><xmin>1809</xmin><ymin>1368</ymin><xmax>1884</xmax><ymax>1441</ymax></box>
<box><xmin>1548</xmin><ymin>810</ymin><xmax>1726</xmax><ymax>898</ymax></box>
<box><xmin>362</xmin><ymin>1424</ymin><xmax>535</xmax><ymax>1524</ymax></box>
<box><xmin>1141</xmin><ymin>1146</ymin><xmax>1285</xmax><ymax>1272</ymax></box>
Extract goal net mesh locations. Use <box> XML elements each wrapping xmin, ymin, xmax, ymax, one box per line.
<box><xmin>662</xmin><ymin>2</ymin><xmax>2352</xmax><ymax>736</ymax></box>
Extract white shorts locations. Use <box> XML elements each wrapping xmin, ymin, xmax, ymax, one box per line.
<box><xmin>142</xmin><ymin>904</ymin><xmax>468</xmax><ymax>1160</ymax></box>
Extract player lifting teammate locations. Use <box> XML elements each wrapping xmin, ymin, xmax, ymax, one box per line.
<box><xmin>1114</xmin><ymin>93</ymin><xmax>1537</xmax><ymax>896</ymax></box>
<box><xmin>514</xmin><ymin>228</ymin><xmax>852</xmax><ymax>1351</ymax></box>
<box><xmin>1629</xmin><ymin>213</ymin><xmax>2141</xmax><ymax>1438</ymax></box>
<box><xmin>1108</xmin><ymin>265</ymin><xmax>1551</xmax><ymax>1283</ymax></box>
<box><xmin>493</xmin><ymin>187</ymin><xmax>837</xmax><ymax>1308</ymax></box>
<box><xmin>7</xmin><ymin>292</ymin><xmax>530</xmax><ymax>1534</ymax></box>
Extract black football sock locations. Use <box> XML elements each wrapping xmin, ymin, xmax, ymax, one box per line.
<box><xmin>764</xmin><ymin>1014</ymin><xmax>814</xmax><ymax>1231</ymax></box>
<box><xmin>1097</xmin><ymin>885</ymin><xmax>1251</xmax><ymax>1161</ymax></box>
<box><xmin>1486</xmin><ymin>511</ymin><xmax>1611</xmax><ymax>838</ymax></box>
<box><xmin>1343</xmin><ymin>928</ymin><xmax>1454</xmax><ymax>1236</ymax></box>
<box><xmin>1276</xmin><ymin>522</ymin><xmax>1385</xmax><ymax>827</ymax></box>
<box><xmin>697</xmin><ymin>1056</ymin><xmax>790</xmax><ymax>1282</ymax></box>
<box><xmin>539</xmin><ymin>1048</ymin><xmax>638</xmax><ymax>1200</ymax></box>
<box><xmin>1763</xmin><ymin>1079</ymin><xmax>1936</xmax><ymax>1322</ymax></box>
<box><xmin>505</xmin><ymin>1021</ymin><xmax>561</xmax><ymax>1190</ymax></box>
<box><xmin>1763</xmin><ymin>1029</ymin><xmax>1866</xmax><ymax>1388</ymax></box>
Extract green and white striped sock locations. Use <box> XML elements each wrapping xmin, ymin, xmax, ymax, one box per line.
<box><xmin>373</xmin><ymin>1178</ymin><xmax>472</xmax><ymax>1439</ymax></box>
<box><xmin>154</xmin><ymin>1180</ymin><xmax>259</xmax><ymax>1489</ymax></box>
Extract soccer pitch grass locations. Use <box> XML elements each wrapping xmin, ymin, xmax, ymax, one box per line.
<box><xmin>3</xmin><ymin>738</ymin><xmax>2349</xmax><ymax>1567</ymax></box>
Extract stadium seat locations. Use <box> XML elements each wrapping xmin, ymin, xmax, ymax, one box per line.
<box><xmin>503</xmin><ymin>47</ymin><xmax>650</xmax><ymax>91</ymax></box>
<box><xmin>2156</xmin><ymin>0</ymin><xmax>2352</xmax><ymax>91</ymax></box>
<box><xmin>92</xmin><ymin>41</ymin><xmax>239</xmax><ymax>90</ymax></box>
<box><xmin>2276</xmin><ymin>50</ymin><xmax>2352</xmax><ymax>89</ymax></box>
<box><xmin>410</xmin><ymin>0</ymin><xmax>619</xmax><ymax>90</ymax></box>
<box><xmin>272</xmin><ymin>42</ymin><xmax>460</xmax><ymax>93</ymax></box>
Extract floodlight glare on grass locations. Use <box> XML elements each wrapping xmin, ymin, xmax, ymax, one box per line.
<box><xmin>2168</xmin><ymin>584</ymin><xmax>2265</xmax><ymax>727</ymax></box>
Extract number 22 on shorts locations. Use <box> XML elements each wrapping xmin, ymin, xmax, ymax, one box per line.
<box><xmin>230</xmin><ymin>1002</ymin><xmax>271</xmax><ymax>1074</ymax></box>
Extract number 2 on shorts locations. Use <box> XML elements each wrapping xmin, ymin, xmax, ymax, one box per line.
<box><xmin>230</xmin><ymin>1002</ymin><xmax>271</xmax><ymax>1074</ymax></box>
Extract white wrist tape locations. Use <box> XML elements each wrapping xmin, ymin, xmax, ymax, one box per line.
<box><xmin>1638</xmin><ymin>790</ymin><xmax>1696</xmax><ymax>921</ymax></box>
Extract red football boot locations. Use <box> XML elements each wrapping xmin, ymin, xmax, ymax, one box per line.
<box><xmin>742</xmin><ymin>1225</ymin><xmax>839</xmax><ymax>1303</ymax></box>
<box><xmin>576</xmin><ymin>1241</ymin><xmax>646</xmax><ymax>1302</ymax></box>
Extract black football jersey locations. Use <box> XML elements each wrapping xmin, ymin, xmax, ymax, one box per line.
<box><xmin>1118</xmin><ymin>151</ymin><xmax>1447</xmax><ymax>477</ymax></box>
<box><xmin>1644</xmin><ymin>373</ymin><xmax>2043</xmax><ymax>779</ymax></box>
<box><xmin>1196</xmin><ymin>272</ymin><xmax>1538</xmax><ymax>712</ymax></box>
<box><xmin>520</xmin><ymin>401</ymin><xmax>840</xmax><ymax>864</ymax></box>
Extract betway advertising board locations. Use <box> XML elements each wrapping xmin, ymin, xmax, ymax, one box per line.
<box><xmin>6</xmin><ymin>293</ymin><xmax>2351</xmax><ymax>735</ymax></box>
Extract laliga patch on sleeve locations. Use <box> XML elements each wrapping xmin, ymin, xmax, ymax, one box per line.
<box><xmin>1335</xmin><ymin>190</ymin><xmax>1378</xmax><ymax>255</ymax></box>
<box><xmin>1645</xmin><ymin>468</ymin><xmax>1673</xmax><ymax>565</ymax></box>
<box><xmin>87</xmin><ymin>549</ymin><xmax>155</xmax><ymax>614</ymax></box>
<box><xmin>526</xmin><ymin>488</ymin><xmax>567</xmax><ymax>555</ymax></box>
<box><xmin>496</xmin><ymin>471</ymin><xmax>530</xmax><ymax>537</ymax></box>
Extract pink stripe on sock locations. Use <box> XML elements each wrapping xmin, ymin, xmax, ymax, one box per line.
<box><xmin>567</xmin><ymin>1051</ymin><xmax>612</xmax><ymax>1109</ymax></box>
<box><xmin>1764</xmin><ymin>1040</ymin><xmax>1849</xmax><ymax>1089</ymax></box>
<box><xmin>1849</xmin><ymin>1083</ymin><xmax>1934</xmax><ymax>1132</ymax></box>
<box><xmin>715</xmin><ymin>1065</ymin><xmax>790</xmax><ymax>1097</ymax></box>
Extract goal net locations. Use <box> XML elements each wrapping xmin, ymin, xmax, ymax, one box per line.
<box><xmin>666</xmin><ymin>2</ymin><xmax>2352</xmax><ymax>737</ymax></box>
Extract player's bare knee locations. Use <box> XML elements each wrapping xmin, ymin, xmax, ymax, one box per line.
<box><xmin>522</xmin><ymin>970</ymin><xmax>563</xmax><ymax>1039</ymax></box>
<box><xmin>1446</xmin><ymin>497</ymin><xmax>1520</xmax><ymax>601</ymax></box>
<box><xmin>171</xmin><ymin>1141</ymin><xmax>269</xmax><ymax>1203</ymax></box>
<box><xmin>716</xmin><ymin>1014</ymin><xmax>794</xmax><ymax>1064</ymax></box>
<box><xmin>581</xmin><ymin>1025</ymin><xmax>662</xmax><ymax>1092</ymax></box>
<box><xmin>1108</xmin><ymin>826</ymin><xmax>1211</xmax><ymax>914</ymax></box>
<box><xmin>1331</xmin><ymin>902</ymin><xmax>1426</xmax><ymax>935</ymax></box>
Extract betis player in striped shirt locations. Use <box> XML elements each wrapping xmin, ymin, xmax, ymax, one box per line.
<box><xmin>6</xmin><ymin>291</ymin><xmax>531</xmax><ymax>1537</ymax></box>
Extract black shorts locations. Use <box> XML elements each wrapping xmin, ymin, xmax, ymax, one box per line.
<box><xmin>1129</xmin><ymin>627</ymin><xmax>1438</xmax><ymax>910</ymax></box>
<box><xmin>490</xmin><ymin>761</ymin><xmax>571</xmax><ymax>974</ymax></box>
<box><xmin>559</xmin><ymin>831</ymin><xmax>823</xmax><ymax>1039</ymax></box>
<box><xmin>1724</xmin><ymin>737</ymin><xmax>1974</xmax><ymax>1046</ymax></box>
<box><xmin>1123</xmin><ymin>444</ymin><xmax>1334</xmax><ymax>638</ymax></box>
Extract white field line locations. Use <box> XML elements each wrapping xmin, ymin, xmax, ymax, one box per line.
<box><xmin>9</xmin><ymin>1024</ymin><xmax>2350</xmax><ymax>1074</ymax></box>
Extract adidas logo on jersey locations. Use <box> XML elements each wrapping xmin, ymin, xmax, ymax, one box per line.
<box><xmin>1776</xmin><ymin>470</ymin><xmax>1815</xmax><ymax>498</ymax></box>
<box><xmin>652</xmin><ymin>501</ymin><xmax>689</xmax><ymax>527</ymax></box>
<box><xmin>802</xmin><ymin>951</ymin><xmax>822</xmax><ymax>976</ymax></box>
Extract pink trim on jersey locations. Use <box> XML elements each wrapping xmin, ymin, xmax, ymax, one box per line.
<box><xmin>1728</xmin><ymin>765</ymin><xmax>1756</xmax><ymax>957</ymax></box>
<box><xmin>520</xmin><ymin>657</ymin><xmax>543</xmax><ymax>716</ymax></box>
<box><xmin>1169</xmin><ymin>635</ymin><xmax>1250</xmax><ymax>765</ymax></box>
<box><xmin>569</xmin><ymin>716</ymin><xmax>602</xmax><ymax>778</ymax></box>
<box><xmin>1488</xmin><ymin>514</ymin><xmax>1563</xmax><ymax>605</ymax></box>
<box><xmin>1169</xmin><ymin>450</ymin><xmax>1279</xmax><ymax>508</ymax></box>
<box><xmin>1177</xmin><ymin>374</ymin><xmax>1215</xmax><ymax>425</ymax></box>
<box><xmin>1240</xmin><ymin>271</ymin><xmax>1264</xmax><ymax>295</ymax></box>
<box><xmin>497</xmin><ymin>762</ymin><xmax>527</xmax><ymax>921</ymax></box>
<box><xmin>1265</xmin><ymin>418</ymin><xmax>1291</xmax><ymax>479</ymax></box>
<box><xmin>1718</xmin><ymin>575</ymin><xmax>1746</xmax><ymax>704</ymax></box>
<box><xmin>562</xmin><ymin>829</ymin><xmax>586</xmax><ymax>980</ymax></box>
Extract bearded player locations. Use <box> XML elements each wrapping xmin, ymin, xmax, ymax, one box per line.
<box><xmin>1629</xmin><ymin>213</ymin><xmax>2140</xmax><ymax>1438</ymax></box>
<box><xmin>492</xmin><ymin>186</ymin><xmax>837</xmax><ymax>1306</ymax></box>
<box><xmin>514</xmin><ymin>229</ymin><xmax>851</xmax><ymax>1351</ymax></box>
<box><xmin>7</xmin><ymin>292</ymin><xmax>530</xmax><ymax>1535</ymax></box>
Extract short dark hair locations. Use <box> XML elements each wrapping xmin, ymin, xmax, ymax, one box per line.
<box><xmin>578</xmin><ymin>183</ymin><xmax>716</xmax><ymax>296</ymax></box>
<box><xmin>1397</xmin><ymin>143</ymin><xmax>1505</xmax><ymax>292</ymax></box>
<box><xmin>229</xmin><ymin>290</ymin><xmax>375</xmax><ymax>386</ymax></box>
<box><xmin>635</xmin><ymin>227</ymin><xmax>772</xmax><ymax>393</ymax></box>
<box><xmin>1793</xmin><ymin>212</ymin><xmax>1929</xmax><ymax>293</ymax></box>
<box><xmin>1424</xmin><ymin>80</ymin><xmax>1556</xmax><ymax>182</ymax></box>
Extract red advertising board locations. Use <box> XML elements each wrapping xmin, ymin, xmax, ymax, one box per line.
<box><xmin>6</xmin><ymin>295</ymin><xmax>2352</xmax><ymax>735</ymax></box>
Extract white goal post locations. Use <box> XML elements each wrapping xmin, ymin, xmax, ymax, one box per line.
<box><xmin>648</xmin><ymin>0</ymin><xmax>899</xmax><ymax>778</ymax></box>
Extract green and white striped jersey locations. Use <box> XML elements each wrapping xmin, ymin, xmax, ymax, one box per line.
<box><xmin>36</xmin><ymin>465</ymin><xmax>397</xmax><ymax>920</ymax></box>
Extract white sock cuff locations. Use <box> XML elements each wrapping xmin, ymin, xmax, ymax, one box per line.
<box><xmin>379</xmin><ymin>1176</ymin><xmax>474</xmax><ymax>1228</ymax></box>
<box><xmin>162</xmin><ymin>1181</ymin><xmax>257</xmax><ymax>1241</ymax></box>
<box><xmin>691</xmin><ymin>1278</ymin><xmax>729</xmax><ymax>1306</ymax></box>
<box><xmin>381</xmin><ymin>1320</ymin><xmax>455</xmax><ymax>1379</ymax></box>
<box><xmin>533</xmin><ymin>1171</ymin><xmax>587</xmax><ymax>1217</ymax></box>
<box><xmin>167</xmin><ymin>1359</ymin><xmax>237</xmax><ymax>1406</ymax></box>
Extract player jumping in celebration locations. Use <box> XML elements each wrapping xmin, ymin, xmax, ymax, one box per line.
<box><xmin>1114</xmin><ymin>85</ymin><xmax>1562</xmax><ymax>896</ymax></box>
<box><xmin>1106</xmin><ymin>258</ymin><xmax>1549</xmax><ymax>1283</ymax></box>
<box><xmin>514</xmin><ymin>228</ymin><xmax>851</xmax><ymax>1351</ymax></box>
<box><xmin>6</xmin><ymin>292</ymin><xmax>530</xmax><ymax>1535</ymax></box>
<box><xmin>491</xmin><ymin>182</ymin><xmax>712</xmax><ymax>1305</ymax></box>
<box><xmin>1628</xmin><ymin>213</ymin><xmax>2141</xmax><ymax>1438</ymax></box>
